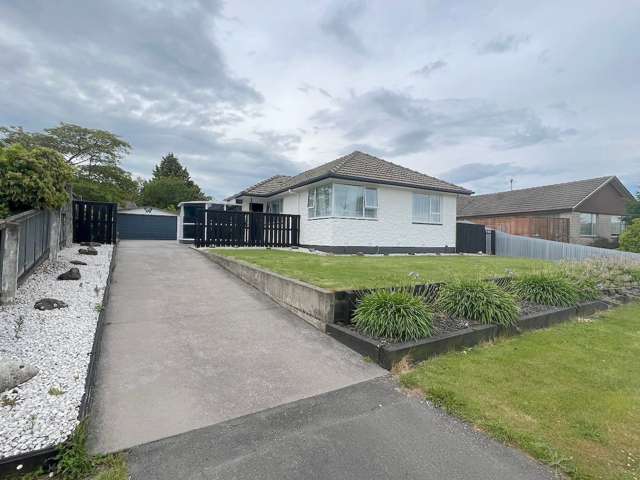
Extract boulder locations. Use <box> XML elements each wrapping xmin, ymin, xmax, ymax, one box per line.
<box><xmin>0</xmin><ymin>361</ymin><xmax>38</xmax><ymax>393</ymax></box>
<box><xmin>57</xmin><ymin>268</ymin><xmax>81</xmax><ymax>281</ymax></box>
<box><xmin>34</xmin><ymin>298</ymin><xmax>68</xmax><ymax>310</ymax></box>
<box><xmin>70</xmin><ymin>260</ymin><xmax>87</xmax><ymax>265</ymax></box>
<box><xmin>78</xmin><ymin>247</ymin><xmax>98</xmax><ymax>256</ymax></box>
<box><xmin>80</xmin><ymin>241</ymin><xmax>101</xmax><ymax>247</ymax></box>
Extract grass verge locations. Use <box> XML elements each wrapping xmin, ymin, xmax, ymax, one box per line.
<box><xmin>211</xmin><ymin>249</ymin><xmax>546</xmax><ymax>290</ymax></box>
<box><xmin>9</xmin><ymin>422</ymin><xmax>128</xmax><ymax>480</ymax></box>
<box><xmin>401</xmin><ymin>302</ymin><xmax>640</xmax><ymax>479</ymax></box>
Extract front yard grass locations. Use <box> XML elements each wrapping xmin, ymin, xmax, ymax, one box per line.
<box><xmin>401</xmin><ymin>302</ymin><xmax>640</xmax><ymax>479</ymax></box>
<box><xmin>211</xmin><ymin>249</ymin><xmax>546</xmax><ymax>290</ymax></box>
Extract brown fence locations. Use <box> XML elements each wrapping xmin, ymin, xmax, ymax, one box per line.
<box><xmin>467</xmin><ymin>215</ymin><xmax>569</xmax><ymax>243</ymax></box>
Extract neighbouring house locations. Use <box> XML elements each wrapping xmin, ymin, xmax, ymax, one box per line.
<box><xmin>222</xmin><ymin>151</ymin><xmax>472</xmax><ymax>253</ymax></box>
<box><xmin>457</xmin><ymin>176</ymin><xmax>634</xmax><ymax>246</ymax></box>
<box><xmin>177</xmin><ymin>200</ymin><xmax>241</xmax><ymax>243</ymax></box>
<box><xmin>118</xmin><ymin>206</ymin><xmax>178</xmax><ymax>240</ymax></box>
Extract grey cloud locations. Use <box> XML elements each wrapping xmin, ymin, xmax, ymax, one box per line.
<box><xmin>0</xmin><ymin>0</ymin><xmax>300</xmax><ymax>200</ymax></box>
<box><xmin>0</xmin><ymin>0</ymin><xmax>262</xmax><ymax>130</ymax></box>
<box><xmin>298</xmin><ymin>83</ymin><xmax>334</xmax><ymax>99</ymax></box>
<box><xmin>312</xmin><ymin>88</ymin><xmax>576</xmax><ymax>156</ymax></box>
<box><xmin>440</xmin><ymin>162</ymin><xmax>528</xmax><ymax>184</ymax></box>
<box><xmin>412</xmin><ymin>60</ymin><xmax>447</xmax><ymax>77</ymax></box>
<box><xmin>320</xmin><ymin>1</ymin><xmax>368</xmax><ymax>55</ymax></box>
<box><xmin>254</xmin><ymin>130</ymin><xmax>302</xmax><ymax>153</ymax></box>
<box><xmin>477</xmin><ymin>34</ymin><xmax>531</xmax><ymax>54</ymax></box>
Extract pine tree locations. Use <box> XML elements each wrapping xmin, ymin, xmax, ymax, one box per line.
<box><xmin>152</xmin><ymin>153</ymin><xmax>191</xmax><ymax>182</ymax></box>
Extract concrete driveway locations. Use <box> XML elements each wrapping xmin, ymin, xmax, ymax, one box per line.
<box><xmin>88</xmin><ymin>241</ymin><xmax>383</xmax><ymax>453</ymax></box>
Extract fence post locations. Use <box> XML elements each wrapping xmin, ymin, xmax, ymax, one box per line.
<box><xmin>48</xmin><ymin>208</ymin><xmax>61</xmax><ymax>262</ymax></box>
<box><xmin>0</xmin><ymin>224</ymin><xmax>19</xmax><ymax>304</ymax></box>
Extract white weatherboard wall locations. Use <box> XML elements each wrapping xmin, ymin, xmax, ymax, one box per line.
<box><xmin>280</xmin><ymin>182</ymin><xmax>457</xmax><ymax>248</ymax></box>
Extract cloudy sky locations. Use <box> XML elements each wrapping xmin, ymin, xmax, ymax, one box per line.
<box><xmin>1</xmin><ymin>0</ymin><xmax>638</xmax><ymax>199</ymax></box>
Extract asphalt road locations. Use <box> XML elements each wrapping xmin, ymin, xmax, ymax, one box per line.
<box><xmin>127</xmin><ymin>376</ymin><xmax>556</xmax><ymax>480</ymax></box>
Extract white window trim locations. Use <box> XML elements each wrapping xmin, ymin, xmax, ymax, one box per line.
<box><xmin>411</xmin><ymin>192</ymin><xmax>443</xmax><ymax>225</ymax></box>
<box><xmin>307</xmin><ymin>183</ymin><xmax>379</xmax><ymax>220</ymax></box>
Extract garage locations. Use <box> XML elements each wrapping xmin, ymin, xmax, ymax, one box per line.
<box><xmin>118</xmin><ymin>207</ymin><xmax>177</xmax><ymax>240</ymax></box>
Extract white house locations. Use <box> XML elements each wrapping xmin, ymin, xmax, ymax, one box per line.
<box><xmin>225</xmin><ymin>151</ymin><xmax>472</xmax><ymax>253</ymax></box>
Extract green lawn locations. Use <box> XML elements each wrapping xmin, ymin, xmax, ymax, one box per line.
<box><xmin>211</xmin><ymin>249</ymin><xmax>547</xmax><ymax>290</ymax></box>
<box><xmin>401</xmin><ymin>302</ymin><xmax>640</xmax><ymax>480</ymax></box>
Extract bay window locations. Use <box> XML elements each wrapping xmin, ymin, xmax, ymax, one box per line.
<box><xmin>307</xmin><ymin>183</ymin><xmax>378</xmax><ymax>219</ymax></box>
<box><xmin>412</xmin><ymin>193</ymin><xmax>442</xmax><ymax>224</ymax></box>
<box><xmin>579</xmin><ymin>213</ymin><xmax>597</xmax><ymax>236</ymax></box>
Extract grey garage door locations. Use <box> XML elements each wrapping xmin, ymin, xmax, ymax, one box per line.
<box><xmin>118</xmin><ymin>214</ymin><xmax>177</xmax><ymax>240</ymax></box>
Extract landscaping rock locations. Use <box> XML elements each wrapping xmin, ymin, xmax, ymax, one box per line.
<box><xmin>57</xmin><ymin>268</ymin><xmax>81</xmax><ymax>281</ymax></box>
<box><xmin>80</xmin><ymin>241</ymin><xmax>101</xmax><ymax>247</ymax></box>
<box><xmin>70</xmin><ymin>260</ymin><xmax>87</xmax><ymax>266</ymax></box>
<box><xmin>78</xmin><ymin>247</ymin><xmax>98</xmax><ymax>256</ymax></box>
<box><xmin>34</xmin><ymin>298</ymin><xmax>68</xmax><ymax>310</ymax></box>
<box><xmin>0</xmin><ymin>361</ymin><xmax>39</xmax><ymax>394</ymax></box>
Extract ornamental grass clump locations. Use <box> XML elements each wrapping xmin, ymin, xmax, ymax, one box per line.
<box><xmin>510</xmin><ymin>271</ymin><xmax>579</xmax><ymax>307</ymax></box>
<box><xmin>436</xmin><ymin>278</ymin><xmax>519</xmax><ymax>326</ymax></box>
<box><xmin>353</xmin><ymin>288</ymin><xmax>433</xmax><ymax>342</ymax></box>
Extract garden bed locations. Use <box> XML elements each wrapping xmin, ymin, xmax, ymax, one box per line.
<box><xmin>327</xmin><ymin>299</ymin><xmax>614</xmax><ymax>369</ymax></box>
<box><xmin>0</xmin><ymin>243</ymin><xmax>115</xmax><ymax>470</ymax></box>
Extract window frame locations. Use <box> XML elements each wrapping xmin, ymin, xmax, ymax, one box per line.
<box><xmin>579</xmin><ymin>213</ymin><xmax>597</xmax><ymax>237</ymax></box>
<box><xmin>411</xmin><ymin>192</ymin><xmax>443</xmax><ymax>225</ymax></box>
<box><xmin>267</xmin><ymin>198</ymin><xmax>283</xmax><ymax>214</ymax></box>
<box><xmin>610</xmin><ymin>215</ymin><xmax>624</xmax><ymax>237</ymax></box>
<box><xmin>307</xmin><ymin>183</ymin><xmax>378</xmax><ymax>220</ymax></box>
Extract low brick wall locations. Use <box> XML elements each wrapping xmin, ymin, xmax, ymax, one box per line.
<box><xmin>198</xmin><ymin>249</ymin><xmax>337</xmax><ymax>331</ymax></box>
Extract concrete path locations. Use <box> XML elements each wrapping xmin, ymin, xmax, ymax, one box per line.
<box><xmin>128</xmin><ymin>376</ymin><xmax>555</xmax><ymax>480</ymax></box>
<box><xmin>88</xmin><ymin>241</ymin><xmax>383</xmax><ymax>453</ymax></box>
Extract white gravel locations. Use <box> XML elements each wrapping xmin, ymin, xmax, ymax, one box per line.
<box><xmin>0</xmin><ymin>244</ymin><xmax>113</xmax><ymax>459</ymax></box>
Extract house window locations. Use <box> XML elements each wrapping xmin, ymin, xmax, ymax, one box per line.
<box><xmin>610</xmin><ymin>215</ymin><xmax>625</xmax><ymax>236</ymax></box>
<box><xmin>308</xmin><ymin>184</ymin><xmax>378</xmax><ymax>219</ymax></box>
<box><xmin>334</xmin><ymin>184</ymin><xmax>378</xmax><ymax>218</ymax></box>
<box><xmin>412</xmin><ymin>193</ymin><xmax>442</xmax><ymax>224</ymax></box>
<box><xmin>267</xmin><ymin>199</ymin><xmax>283</xmax><ymax>214</ymax></box>
<box><xmin>579</xmin><ymin>213</ymin><xmax>597</xmax><ymax>236</ymax></box>
<box><xmin>308</xmin><ymin>184</ymin><xmax>332</xmax><ymax>218</ymax></box>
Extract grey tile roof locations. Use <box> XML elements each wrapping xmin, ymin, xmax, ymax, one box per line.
<box><xmin>227</xmin><ymin>151</ymin><xmax>471</xmax><ymax>200</ymax></box>
<box><xmin>457</xmin><ymin>176</ymin><xmax>617</xmax><ymax>217</ymax></box>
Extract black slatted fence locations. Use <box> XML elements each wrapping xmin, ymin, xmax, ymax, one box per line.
<box><xmin>194</xmin><ymin>209</ymin><xmax>300</xmax><ymax>248</ymax></box>
<box><xmin>73</xmin><ymin>200</ymin><xmax>118</xmax><ymax>244</ymax></box>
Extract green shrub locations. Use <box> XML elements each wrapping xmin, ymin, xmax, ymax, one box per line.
<box><xmin>561</xmin><ymin>258</ymin><xmax>640</xmax><ymax>291</ymax></box>
<box><xmin>436</xmin><ymin>278</ymin><xmax>519</xmax><ymax>326</ymax></box>
<box><xmin>0</xmin><ymin>144</ymin><xmax>73</xmax><ymax>214</ymax></box>
<box><xmin>619</xmin><ymin>218</ymin><xmax>640</xmax><ymax>253</ymax></box>
<box><xmin>510</xmin><ymin>272</ymin><xmax>579</xmax><ymax>306</ymax></box>
<box><xmin>353</xmin><ymin>288</ymin><xmax>433</xmax><ymax>341</ymax></box>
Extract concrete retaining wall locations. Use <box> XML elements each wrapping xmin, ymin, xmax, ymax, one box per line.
<box><xmin>198</xmin><ymin>249</ymin><xmax>337</xmax><ymax>331</ymax></box>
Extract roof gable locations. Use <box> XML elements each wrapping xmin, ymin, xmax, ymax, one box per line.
<box><xmin>226</xmin><ymin>151</ymin><xmax>471</xmax><ymax>200</ymax></box>
<box><xmin>457</xmin><ymin>176</ymin><xmax>632</xmax><ymax>217</ymax></box>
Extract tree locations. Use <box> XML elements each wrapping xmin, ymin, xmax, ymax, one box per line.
<box><xmin>141</xmin><ymin>153</ymin><xmax>208</xmax><ymax>209</ymax></box>
<box><xmin>623</xmin><ymin>191</ymin><xmax>640</xmax><ymax>226</ymax></box>
<box><xmin>0</xmin><ymin>123</ymin><xmax>130</xmax><ymax>166</ymax></box>
<box><xmin>153</xmin><ymin>153</ymin><xmax>191</xmax><ymax>182</ymax></box>
<box><xmin>140</xmin><ymin>176</ymin><xmax>207</xmax><ymax>211</ymax></box>
<box><xmin>72</xmin><ymin>164</ymin><xmax>141</xmax><ymax>205</ymax></box>
<box><xmin>619</xmin><ymin>218</ymin><xmax>640</xmax><ymax>253</ymax></box>
<box><xmin>0</xmin><ymin>144</ymin><xmax>74</xmax><ymax>216</ymax></box>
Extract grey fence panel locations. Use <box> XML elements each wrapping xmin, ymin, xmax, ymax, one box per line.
<box><xmin>495</xmin><ymin>230</ymin><xmax>640</xmax><ymax>263</ymax></box>
<box><xmin>13</xmin><ymin>210</ymin><xmax>51</xmax><ymax>282</ymax></box>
